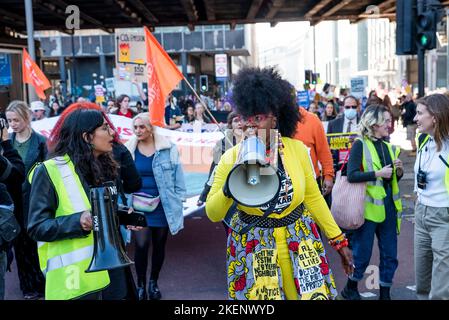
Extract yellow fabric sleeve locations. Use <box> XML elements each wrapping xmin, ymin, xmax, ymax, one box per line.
<box><xmin>205</xmin><ymin>147</ymin><xmax>236</xmax><ymax>222</ymax></box>
<box><xmin>205</xmin><ymin>137</ymin><xmax>342</xmax><ymax>240</ymax></box>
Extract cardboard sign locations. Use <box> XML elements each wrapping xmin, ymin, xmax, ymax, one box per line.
<box><xmin>350</xmin><ymin>77</ymin><xmax>368</xmax><ymax>99</ymax></box>
<box><xmin>115</xmin><ymin>28</ymin><xmax>147</xmax><ymax>82</ymax></box>
<box><xmin>297</xmin><ymin>90</ymin><xmax>310</xmax><ymax>107</ymax></box>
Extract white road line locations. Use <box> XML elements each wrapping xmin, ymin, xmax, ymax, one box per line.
<box><xmin>360</xmin><ymin>292</ymin><xmax>377</xmax><ymax>298</ymax></box>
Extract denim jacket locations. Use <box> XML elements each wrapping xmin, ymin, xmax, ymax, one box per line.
<box><xmin>125</xmin><ymin>134</ymin><xmax>186</xmax><ymax>235</ymax></box>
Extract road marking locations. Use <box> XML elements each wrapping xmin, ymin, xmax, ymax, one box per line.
<box><xmin>360</xmin><ymin>292</ymin><xmax>377</xmax><ymax>298</ymax></box>
<box><xmin>407</xmin><ymin>285</ymin><xmax>416</xmax><ymax>291</ymax></box>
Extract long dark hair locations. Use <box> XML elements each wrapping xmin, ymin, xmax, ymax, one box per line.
<box><xmin>116</xmin><ymin>94</ymin><xmax>130</xmax><ymax>109</ymax></box>
<box><xmin>52</xmin><ymin>109</ymin><xmax>118</xmax><ymax>186</ymax></box>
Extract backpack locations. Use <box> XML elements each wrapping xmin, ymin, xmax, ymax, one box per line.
<box><xmin>0</xmin><ymin>205</ymin><xmax>21</xmax><ymax>248</ymax></box>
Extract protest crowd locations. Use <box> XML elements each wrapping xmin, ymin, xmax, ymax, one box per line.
<box><xmin>1</xmin><ymin>31</ymin><xmax>449</xmax><ymax>302</ymax></box>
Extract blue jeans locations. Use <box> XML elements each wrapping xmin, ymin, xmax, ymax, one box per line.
<box><xmin>350</xmin><ymin>186</ymin><xmax>398</xmax><ymax>287</ymax></box>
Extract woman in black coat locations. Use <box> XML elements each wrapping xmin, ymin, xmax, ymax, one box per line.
<box><xmin>5</xmin><ymin>101</ymin><xmax>47</xmax><ymax>299</ymax></box>
<box><xmin>45</xmin><ymin>102</ymin><xmax>142</xmax><ymax>299</ymax></box>
<box><xmin>0</xmin><ymin>116</ymin><xmax>26</xmax><ymax>298</ymax></box>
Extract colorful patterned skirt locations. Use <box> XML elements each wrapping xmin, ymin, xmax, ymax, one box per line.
<box><xmin>226</xmin><ymin>207</ymin><xmax>338</xmax><ymax>300</ymax></box>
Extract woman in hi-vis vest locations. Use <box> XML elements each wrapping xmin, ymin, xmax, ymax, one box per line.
<box><xmin>344</xmin><ymin>105</ymin><xmax>403</xmax><ymax>300</ymax></box>
<box><xmin>206</xmin><ymin>67</ymin><xmax>354</xmax><ymax>300</ymax></box>
<box><xmin>413</xmin><ymin>94</ymin><xmax>449</xmax><ymax>300</ymax></box>
<box><xmin>27</xmin><ymin>107</ymin><xmax>138</xmax><ymax>300</ymax></box>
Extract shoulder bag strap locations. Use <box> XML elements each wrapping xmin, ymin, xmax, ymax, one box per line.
<box><xmin>439</xmin><ymin>155</ymin><xmax>449</xmax><ymax>169</ymax></box>
<box><xmin>339</xmin><ymin>149</ymin><xmax>351</xmax><ymax>172</ymax></box>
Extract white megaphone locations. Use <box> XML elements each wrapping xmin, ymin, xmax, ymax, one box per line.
<box><xmin>226</xmin><ymin>135</ymin><xmax>281</xmax><ymax>207</ymax></box>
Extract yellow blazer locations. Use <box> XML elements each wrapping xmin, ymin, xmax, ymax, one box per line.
<box><xmin>206</xmin><ymin>136</ymin><xmax>342</xmax><ymax>239</ymax></box>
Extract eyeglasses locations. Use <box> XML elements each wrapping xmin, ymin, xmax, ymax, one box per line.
<box><xmin>99</xmin><ymin>122</ymin><xmax>112</xmax><ymax>132</ymax></box>
<box><xmin>344</xmin><ymin>105</ymin><xmax>358</xmax><ymax>109</ymax></box>
<box><xmin>241</xmin><ymin>114</ymin><xmax>273</xmax><ymax>124</ymax></box>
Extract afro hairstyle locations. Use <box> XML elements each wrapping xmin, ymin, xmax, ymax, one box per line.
<box><xmin>231</xmin><ymin>67</ymin><xmax>300</xmax><ymax>138</ymax></box>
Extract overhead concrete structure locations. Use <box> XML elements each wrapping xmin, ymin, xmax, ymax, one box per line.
<box><xmin>0</xmin><ymin>0</ymin><xmax>404</xmax><ymax>34</ymax></box>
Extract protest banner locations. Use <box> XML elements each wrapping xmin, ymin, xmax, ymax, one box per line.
<box><xmin>326</xmin><ymin>132</ymin><xmax>359</xmax><ymax>164</ymax></box>
<box><xmin>350</xmin><ymin>77</ymin><xmax>368</xmax><ymax>99</ymax></box>
<box><xmin>297</xmin><ymin>90</ymin><xmax>310</xmax><ymax>107</ymax></box>
<box><xmin>30</xmin><ymin>115</ymin><xmax>224</xmax><ymax>215</ymax></box>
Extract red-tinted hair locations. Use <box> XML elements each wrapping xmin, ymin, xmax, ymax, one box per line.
<box><xmin>48</xmin><ymin>102</ymin><xmax>120</xmax><ymax>152</ymax></box>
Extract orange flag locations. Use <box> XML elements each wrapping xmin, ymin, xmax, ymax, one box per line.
<box><xmin>22</xmin><ymin>48</ymin><xmax>51</xmax><ymax>99</ymax></box>
<box><xmin>144</xmin><ymin>27</ymin><xmax>183</xmax><ymax>127</ymax></box>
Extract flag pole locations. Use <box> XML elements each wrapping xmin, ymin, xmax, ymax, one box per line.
<box><xmin>181</xmin><ymin>76</ymin><xmax>238</xmax><ymax>142</ymax></box>
<box><xmin>182</xmin><ymin>76</ymin><xmax>222</xmax><ymax>128</ymax></box>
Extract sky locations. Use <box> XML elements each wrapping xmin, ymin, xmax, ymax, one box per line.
<box><xmin>255</xmin><ymin>21</ymin><xmax>311</xmax><ymax>48</ymax></box>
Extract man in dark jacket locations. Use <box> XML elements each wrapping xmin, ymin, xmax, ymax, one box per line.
<box><xmin>327</xmin><ymin>95</ymin><xmax>361</xmax><ymax>172</ymax></box>
<box><xmin>9</xmin><ymin>130</ymin><xmax>47</xmax><ymax>299</ymax></box>
<box><xmin>401</xmin><ymin>94</ymin><xmax>417</xmax><ymax>155</ymax></box>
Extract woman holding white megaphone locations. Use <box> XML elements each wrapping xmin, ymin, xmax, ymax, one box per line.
<box><xmin>206</xmin><ymin>67</ymin><xmax>353</xmax><ymax>300</ymax></box>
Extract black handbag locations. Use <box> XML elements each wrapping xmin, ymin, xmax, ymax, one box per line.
<box><xmin>0</xmin><ymin>206</ymin><xmax>21</xmax><ymax>247</ymax></box>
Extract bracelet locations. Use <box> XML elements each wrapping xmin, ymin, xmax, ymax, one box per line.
<box><xmin>328</xmin><ymin>234</ymin><xmax>349</xmax><ymax>251</ymax></box>
<box><xmin>329</xmin><ymin>233</ymin><xmax>345</xmax><ymax>242</ymax></box>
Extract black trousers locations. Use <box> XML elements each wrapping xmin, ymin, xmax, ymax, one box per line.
<box><xmin>316</xmin><ymin>177</ymin><xmax>332</xmax><ymax>208</ymax></box>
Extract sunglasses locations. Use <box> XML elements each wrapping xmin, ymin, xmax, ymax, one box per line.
<box><xmin>344</xmin><ymin>105</ymin><xmax>358</xmax><ymax>109</ymax></box>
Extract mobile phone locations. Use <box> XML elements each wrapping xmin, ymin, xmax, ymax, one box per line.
<box><xmin>117</xmin><ymin>208</ymin><xmax>147</xmax><ymax>227</ymax></box>
<box><xmin>0</xmin><ymin>117</ymin><xmax>7</xmax><ymax>130</ymax></box>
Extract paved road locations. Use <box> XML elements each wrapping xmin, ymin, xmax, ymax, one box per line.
<box><xmin>4</xmin><ymin>124</ymin><xmax>419</xmax><ymax>300</ymax></box>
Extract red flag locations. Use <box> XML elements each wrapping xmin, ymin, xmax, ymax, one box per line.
<box><xmin>22</xmin><ymin>48</ymin><xmax>51</xmax><ymax>99</ymax></box>
<box><xmin>144</xmin><ymin>27</ymin><xmax>183</xmax><ymax>127</ymax></box>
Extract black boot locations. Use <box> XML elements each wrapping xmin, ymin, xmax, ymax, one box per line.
<box><xmin>341</xmin><ymin>279</ymin><xmax>361</xmax><ymax>300</ymax></box>
<box><xmin>379</xmin><ymin>286</ymin><xmax>391</xmax><ymax>300</ymax></box>
<box><xmin>137</xmin><ymin>279</ymin><xmax>147</xmax><ymax>301</ymax></box>
<box><xmin>148</xmin><ymin>279</ymin><xmax>162</xmax><ymax>300</ymax></box>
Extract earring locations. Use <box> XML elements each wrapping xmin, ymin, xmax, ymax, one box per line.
<box><xmin>90</xmin><ymin>143</ymin><xmax>95</xmax><ymax>149</ymax></box>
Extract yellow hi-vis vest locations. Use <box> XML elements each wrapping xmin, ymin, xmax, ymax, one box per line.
<box><xmin>359</xmin><ymin>138</ymin><xmax>403</xmax><ymax>233</ymax></box>
<box><xmin>29</xmin><ymin>154</ymin><xmax>110</xmax><ymax>300</ymax></box>
<box><xmin>417</xmin><ymin>133</ymin><xmax>449</xmax><ymax>195</ymax></box>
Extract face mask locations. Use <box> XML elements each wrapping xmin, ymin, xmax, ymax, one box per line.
<box><xmin>344</xmin><ymin>108</ymin><xmax>357</xmax><ymax>120</ymax></box>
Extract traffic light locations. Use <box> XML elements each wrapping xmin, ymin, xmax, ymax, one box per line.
<box><xmin>304</xmin><ymin>70</ymin><xmax>312</xmax><ymax>85</ymax></box>
<box><xmin>312</xmin><ymin>73</ymin><xmax>318</xmax><ymax>85</ymax></box>
<box><xmin>200</xmin><ymin>75</ymin><xmax>208</xmax><ymax>92</ymax></box>
<box><xmin>417</xmin><ymin>9</ymin><xmax>436</xmax><ymax>49</ymax></box>
<box><xmin>396</xmin><ymin>0</ymin><xmax>417</xmax><ymax>55</ymax></box>
<box><xmin>416</xmin><ymin>1</ymin><xmax>443</xmax><ymax>50</ymax></box>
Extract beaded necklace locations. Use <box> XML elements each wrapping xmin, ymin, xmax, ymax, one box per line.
<box><xmin>265</xmin><ymin>131</ymin><xmax>291</xmax><ymax>201</ymax></box>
